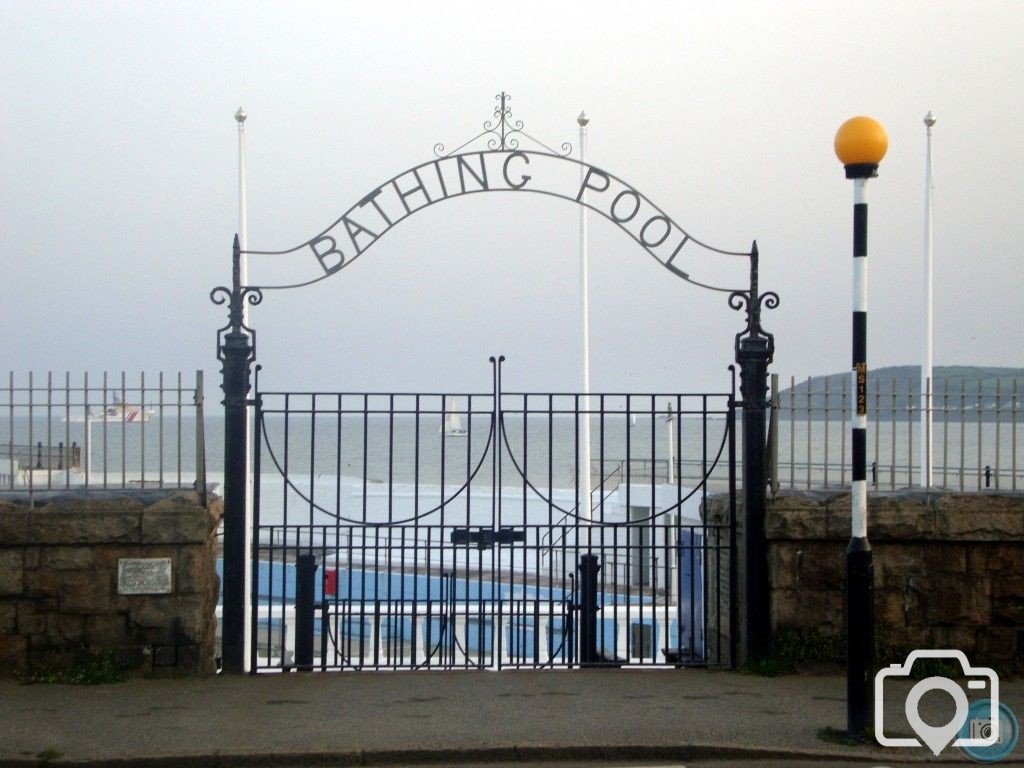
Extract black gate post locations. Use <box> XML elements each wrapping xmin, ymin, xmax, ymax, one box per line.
<box><xmin>730</xmin><ymin>243</ymin><xmax>777</xmax><ymax>663</ymax></box>
<box><xmin>212</xmin><ymin>235</ymin><xmax>261</xmax><ymax>674</ymax></box>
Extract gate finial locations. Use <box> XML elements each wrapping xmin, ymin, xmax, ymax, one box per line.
<box><xmin>211</xmin><ymin>234</ymin><xmax>263</xmax><ymax>363</ymax></box>
<box><xmin>728</xmin><ymin>240</ymin><xmax>779</xmax><ymax>364</ymax></box>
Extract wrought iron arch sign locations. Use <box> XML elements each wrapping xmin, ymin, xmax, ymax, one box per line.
<box><xmin>245</xmin><ymin>148</ymin><xmax>750</xmax><ymax>294</ymax></box>
<box><xmin>242</xmin><ymin>91</ymin><xmax>755</xmax><ymax>297</ymax></box>
<box><xmin>212</xmin><ymin>91</ymin><xmax>779</xmax><ymax>674</ymax></box>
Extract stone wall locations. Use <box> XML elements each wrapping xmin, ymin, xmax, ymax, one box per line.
<box><xmin>706</xmin><ymin>491</ymin><xmax>1024</xmax><ymax>673</ymax></box>
<box><xmin>0</xmin><ymin>490</ymin><xmax>222</xmax><ymax>676</ymax></box>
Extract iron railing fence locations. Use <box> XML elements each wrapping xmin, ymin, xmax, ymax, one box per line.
<box><xmin>769</xmin><ymin>374</ymin><xmax>1022</xmax><ymax>492</ymax></box>
<box><xmin>248</xmin><ymin>522</ymin><xmax>729</xmax><ymax>671</ymax></box>
<box><xmin>247</xmin><ymin>378</ymin><xmax>737</xmax><ymax>671</ymax></box>
<box><xmin>1</xmin><ymin>371</ymin><xmax>207</xmax><ymax>500</ymax></box>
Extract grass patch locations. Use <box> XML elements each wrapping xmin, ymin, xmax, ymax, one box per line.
<box><xmin>35</xmin><ymin>748</ymin><xmax>64</xmax><ymax>762</ymax></box>
<box><xmin>24</xmin><ymin>647</ymin><xmax>126</xmax><ymax>686</ymax></box>
<box><xmin>775</xmin><ymin>628</ymin><xmax>845</xmax><ymax>664</ymax></box>
<box><xmin>772</xmin><ymin>628</ymin><xmax>971</xmax><ymax>679</ymax></box>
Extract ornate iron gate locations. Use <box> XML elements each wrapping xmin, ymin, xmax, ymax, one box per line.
<box><xmin>248</xmin><ymin>358</ymin><xmax>736</xmax><ymax>671</ymax></box>
<box><xmin>214</xmin><ymin>92</ymin><xmax>777</xmax><ymax>673</ymax></box>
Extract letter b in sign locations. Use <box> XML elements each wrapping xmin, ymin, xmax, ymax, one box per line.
<box><xmin>310</xmin><ymin>236</ymin><xmax>345</xmax><ymax>274</ymax></box>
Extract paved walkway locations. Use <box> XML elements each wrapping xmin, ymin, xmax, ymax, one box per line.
<box><xmin>1</xmin><ymin>670</ymin><xmax>1021</xmax><ymax>766</ymax></box>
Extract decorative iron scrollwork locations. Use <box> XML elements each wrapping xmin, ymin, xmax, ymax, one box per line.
<box><xmin>434</xmin><ymin>91</ymin><xmax>573</xmax><ymax>158</ymax></box>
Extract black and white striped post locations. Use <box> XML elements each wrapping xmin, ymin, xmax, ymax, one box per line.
<box><xmin>834</xmin><ymin>116</ymin><xmax>888</xmax><ymax>738</ymax></box>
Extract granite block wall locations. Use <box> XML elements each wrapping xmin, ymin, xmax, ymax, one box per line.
<box><xmin>0</xmin><ymin>490</ymin><xmax>222</xmax><ymax>676</ymax></box>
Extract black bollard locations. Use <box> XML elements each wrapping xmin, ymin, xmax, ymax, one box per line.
<box><xmin>578</xmin><ymin>554</ymin><xmax>600</xmax><ymax>666</ymax></box>
<box><xmin>295</xmin><ymin>553</ymin><xmax>318</xmax><ymax>671</ymax></box>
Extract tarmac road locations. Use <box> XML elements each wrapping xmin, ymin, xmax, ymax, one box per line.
<box><xmin>1</xmin><ymin>669</ymin><xmax>1021</xmax><ymax>767</ymax></box>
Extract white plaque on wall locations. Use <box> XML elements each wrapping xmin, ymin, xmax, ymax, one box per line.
<box><xmin>117</xmin><ymin>558</ymin><xmax>173</xmax><ymax>595</ymax></box>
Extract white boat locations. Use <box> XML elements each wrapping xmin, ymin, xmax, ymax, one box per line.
<box><xmin>65</xmin><ymin>395</ymin><xmax>154</xmax><ymax>423</ymax></box>
<box><xmin>440</xmin><ymin>396</ymin><xmax>467</xmax><ymax>437</ymax></box>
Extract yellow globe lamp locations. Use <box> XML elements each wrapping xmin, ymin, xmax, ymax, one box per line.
<box><xmin>834</xmin><ymin>116</ymin><xmax>887</xmax><ymax>178</ymax></box>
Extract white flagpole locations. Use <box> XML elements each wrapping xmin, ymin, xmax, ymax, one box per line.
<box><xmin>234</xmin><ymin>106</ymin><xmax>253</xmax><ymax>671</ymax></box>
<box><xmin>578</xmin><ymin>110</ymin><xmax>592</xmax><ymax>523</ymax></box>
<box><xmin>235</xmin><ymin>107</ymin><xmax>249</xmax><ymax>303</ymax></box>
<box><xmin>922</xmin><ymin>111</ymin><xmax>936</xmax><ymax>488</ymax></box>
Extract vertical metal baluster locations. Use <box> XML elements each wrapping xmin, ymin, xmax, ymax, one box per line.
<box><xmin>873</xmin><ymin>378</ymin><xmax>880</xmax><ymax>490</ymax></box>
<box><xmin>387</xmin><ymin>394</ymin><xmax>395</xmax><ymax>526</ymax></box>
<box><xmin>676</xmin><ymin>394</ymin><xmax>684</xmax><ymax>660</ymax></box>
<box><xmin>840</xmin><ymin>376</ymin><xmax>847</xmax><ymax>487</ymax></box>
<box><xmin>1013</xmin><ymin>379</ymin><xmax>1019</xmax><ymax>491</ymax></box>
<box><xmin>890</xmin><ymin>379</ymin><xmax>896</xmax><ymax>491</ymax></box>
<box><xmin>941</xmin><ymin>379</ymin><xmax>949</xmax><ymax>489</ymax></box>
<box><xmin>495</xmin><ymin>381</ymin><xmax>504</xmax><ymax>670</ymax></box>
<box><xmin>120</xmin><ymin>372</ymin><xmax>127</xmax><ymax>488</ymax></box>
<box><xmin>176</xmin><ymin>372</ymin><xmax>183</xmax><ymax>489</ymax></box>
<box><xmin>701</xmin><ymin>394</ymin><xmax>709</xmax><ymax>663</ymax></box>
<box><xmin>789</xmin><ymin>375</ymin><xmax>795</xmax><ymax>489</ymax></box>
<box><xmin>100</xmin><ymin>372</ymin><xmax>109</xmax><ymax>487</ymax></box>
<box><xmin>266</xmin><ymin>523</ymin><xmax>274</xmax><ymax>669</ymax></box>
<box><xmin>436</xmin><ymin>395</ymin><xmax>446</xmax><ymax>668</ymax></box>
<box><xmin>598</xmin><ymin>394</ymin><xmax>606</xmax><ymax>521</ymax></box>
<box><xmin>64</xmin><ymin>372</ymin><xmax>71</xmax><ymax>490</ymax></box>
<box><xmin>995</xmin><ymin>380</ymin><xmax>1002</xmax><ymax>489</ymax></box>
<box><xmin>823</xmin><ymin>376</ymin><xmax>830</xmax><ymax>487</ymax></box>
<box><xmin>361</xmin><ymin>394</ymin><xmax>368</xmax><ymax>526</ymax></box>
<box><xmin>410</xmin><ymin>394</ymin><xmax>418</xmax><ymax>668</ymax></box>
<box><xmin>466</xmin><ymin>391</ymin><xmax>473</xmax><ymax>529</ymax></box>
<box><xmin>977</xmin><ymin>380</ymin><xmax>983</xmax><ymax>491</ymax></box>
<box><xmin>310</xmin><ymin>394</ymin><xmax>317</xmax><ymax>533</ymax></box>
<box><xmin>372</xmin><ymin>529</ymin><xmax>380</xmax><ymax>669</ymax></box>
<box><xmin>46</xmin><ymin>370</ymin><xmax>52</xmax><ymax>487</ymax></box>
<box><xmin>574</xmin><ymin>392</ymin><xmax>581</xmax><ymax>524</ymax></box>
<box><xmin>625</xmin><ymin>394</ymin><xmax>632</xmax><ymax>651</ymax></box>
<box><xmin>959</xmin><ymin>380</ymin><xmax>966</xmax><ymax>492</ymax></box>
<box><xmin>768</xmin><ymin>375</ymin><xmax>779</xmax><ymax>495</ymax></box>
<box><xmin>728</xmin><ymin>374</ymin><xmax>738</xmax><ymax>667</ymax></box>
<box><xmin>6</xmin><ymin>372</ymin><xmax>13</xmax><ymax>490</ymax></box>
<box><xmin>649</xmin><ymin>395</ymin><xmax>656</xmax><ymax>637</ymax></box>
<box><xmin>158</xmin><ymin>372</ymin><xmax>164</xmax><ymax>488</ymax></box>
<box><xmin>27</xmin><ymin>372</ymin><xmax>33</xmax><ymax>495</ymax></box>
<box><xmin>140</xmin><ymin>371</ymin><xmax>146</xmax><ymax>487</ymax></box>
<box><xmin>805</xmin><ymin>377</ymin><xmax>812</xmax><ymax>489</ymax></box>
<box><xmin>359</xmin><ymin>394</ymin><xmax>368</xmax><ymax>666</ymax></box>
<box><xmin>906</xmin><ymin>378</ymin><xmax>913</xmax><ymax>489</ymax></box>
<box><xmin>545</xmin><ymin>395</ymin><xmax>555</xmax><ymax>661</ymax></box>
<box><xmin>522</xmin><ymin>394</ymin><xmax>528</xmax><ymax>526</ymax></box>
<box><xmin>283</xmin><ymin>393</ymin><xmax>291</xmax><ymax>530</ymax></box>
<box><xmin>83</xmin><ymin>372</ymin><xmax>90</xmax><ymax>488</ymax></box>
<box><xmin>542</xmin><ymin>395</ymin><xmax>551</xmax><ymax>530</ymax></box>
<box><xmin>251</xmin><ymin>391</ymin><xmax>263</xmax><ymax>672</ymax></box>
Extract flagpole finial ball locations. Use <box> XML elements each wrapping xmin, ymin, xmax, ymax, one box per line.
<box><xmin>235</xmin><ymin>107</ymin><xmax>247</xmax><ymax>124</ymax></box>
<box><xmin>834</xmin><ymin>116</ymin><xmax>887</xmax><ymax>167</ymax></box>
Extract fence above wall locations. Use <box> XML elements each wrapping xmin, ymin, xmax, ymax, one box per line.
<box><xmin>1</xmin><ymin>371</ymin><xmax>206</xmax><ymax>503</ymax></box>
<box><xmin>768</xmin><ymin>373</ymin><xmax>1022</xmax><ymax>492</ymax></box>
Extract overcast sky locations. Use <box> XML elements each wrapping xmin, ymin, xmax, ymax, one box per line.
<box><xmin>2</xmin><ymin>1</ymin><xmax>1021</xmax><ymax>396</ymax></box>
